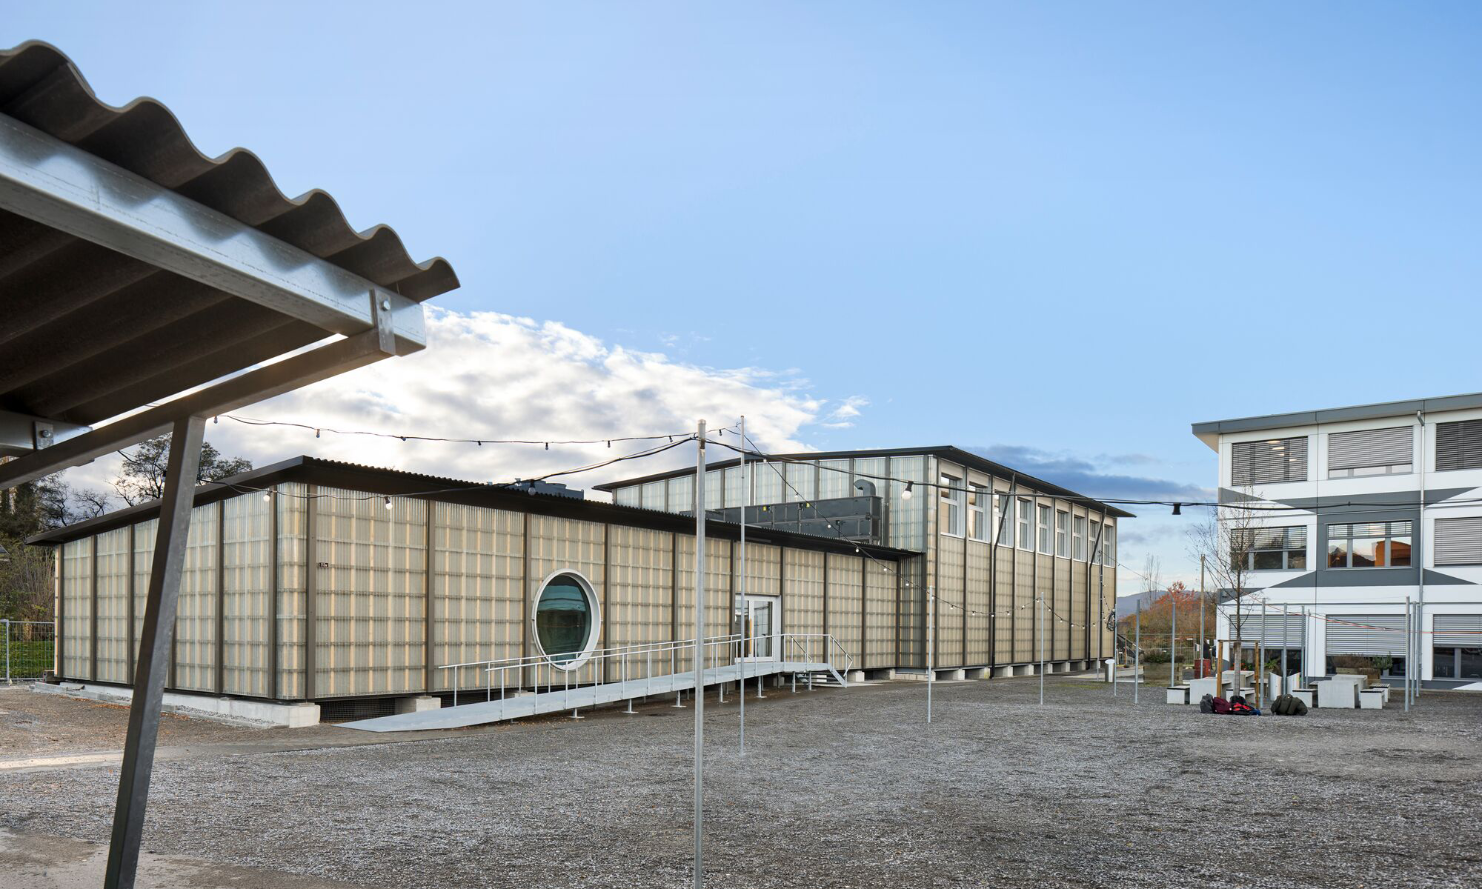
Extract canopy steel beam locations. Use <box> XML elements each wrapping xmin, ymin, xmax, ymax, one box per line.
<box><xmin>101</xmin><ymin>414</ymin><xmax>205</xmax><ymax>889</ymax></box>
<box><xmin>0</xmin><ymin>112</ymin><xmax>425</xmax><ymax>352</ymax></box>
<box><xmin>0</xmin><ymin>301</ymin><xmax>396</xmax><ymax>488</ymax></box>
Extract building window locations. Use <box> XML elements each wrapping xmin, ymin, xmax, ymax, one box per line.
<box><xmin>1436</xmin><ymin>517</ymin><xmax>1482</xmax><ymax>566</ymax></box>
<box><xmin>995</xmin><ymin>494</ymin><xmax>1013</xmax><ymax>547</ymax></box>
<box><xmin>785</xmin><ymin>461</ymin><xmax>816</xmax><ymax>502</ymax></box>
<box><xmin>939</xmin><ymin>474</ymin><xmax>965</xmax><ymax>537</ymax></box>
<box><xmin>1232</xmin><ymin>526</ymin><xmax>1307</xmax><ymax>571</ymax></box>
<box><xmin>533</xmin><ymin>572</ymin><xmax>601</xmax><ymax>669</ymax></box>
<box><xmin>1326</xmin><ymin>521</ymin><xmax>1411</xmax><ymax>569</ymax></box>
<box><xmin>1017</xmin><ymin>498</ymin><xmax>1033</xmax><ymax>550</ymax></box>
<box><xmin>1327</xmin><ymin>426</ymin><xmax>1413</xmax><ymax>478</ymax></box>
<box><xmin>1437</xmin><ymin>419</ymin><xmax>1482</xmax><ymax>472</ymax></box>
<box><xmin>1089</xmin><ymin>521</ymin><xmax>1101</xmax><ymax>564</ymax></box>
<box><xmin>1103</xmin><ymin>524</ymin><xmax>1115</xmax><ymax>565</ymax></box>
<box><xmin>1056</xmin><ymin>510</ymin><xmax>1069</xmax><ymax>557</ymax></box>
<box><xmin>1072</xmin><ymin>515</ymin><xmax>1086</xmax><ymax>561</ymax></box>
<box><xmin>1037</xmin><ymin>504</ymin><xmax>1052</xmax><ymax>554</ymax></box>
<box><xmin>668</xmin><ymin>475</ymin><xmax>695</xmax><ymax>513</ymax></box>
<box><xmin>613</xmin><ymin>486</ymin><xmax>641</xmax><ymax>508</ymax></box>
<box><xmin>1231</xmin><ymin>437</ymin><xmax>1308</xmax><ymax>486</ymax></box>
<box><xmin>968</xmin><ymin>484</ymin><xmax>990</xmax><ymax>541</ymax></box>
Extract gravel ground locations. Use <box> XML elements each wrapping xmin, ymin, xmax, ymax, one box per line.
<box><xmin>2</xmin><ymin>677</ymin><xmax>1480</xmax><ymax>888</ymax></box>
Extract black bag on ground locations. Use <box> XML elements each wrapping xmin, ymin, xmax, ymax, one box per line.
<box><xmin>1199</xmin><ymin>693</ymin><xmax>1215</xmax><ymax>714</ymax></box>
<box><xmin>1272</xmin><ymin>694</ymin><xmax>1308</xmax><ymax>716</ymax></box>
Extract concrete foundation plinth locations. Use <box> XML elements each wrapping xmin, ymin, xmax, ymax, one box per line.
<box><xmin>936</xmin><ymin>668</ymin><xmax>966</xmax><ymax>681</ymax></box>
<box><xmin>963</xmin><ymin>667</ymin><xmax>988</xmax><ymax>680</ymax></box>
<box><xmin>395</xmin><ymin>695</ymin><xmax>441</xmax><ymax>715</ymax></box>
<box><xmin>991</xmin><ymin>665</ymin><xmax>1014</xmax><ymax>678</ymax></box>
<box><xmin>32</xmin><ymin>682</ymin><xmax>321</xmax><ymax>727</ymax></box>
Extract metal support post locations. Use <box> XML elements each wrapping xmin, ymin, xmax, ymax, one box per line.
<box><xmin>692</xmin><ymin>420</ymin><xmax>708</xmax><ymax>889</ymax></box>
<box><xmin>1199</xmin><ymin>554</ymin><xmax>1206</xmax><ymax>678</ymax></box>
<box><xmin>103</xmin><ymin>415</ymin><xmax>205</xmax><ymax>889</ymax></box>
<box><xmin>1133</xmin><ymin>600</ymin><xmax>1140</xmax><ymax>704</ymax></box>
<box><xmin>1170</xmin><ymin>592</ymin><xmax>1177</xmax><ymax>688</ymax></box>
<box><xmin>926</xmin><ymin>586</ymin><xmax>934</xmax><ymax>724</ymax></box>
<box><xmin>738</xmin><ymin>415</ymin><xmax>747</xmax><ymax>753</ymax></box>
<box><xmin>1038</xmin><ymin>594</ymin><xmax>1045</xmax><ymax>706</ymax></box>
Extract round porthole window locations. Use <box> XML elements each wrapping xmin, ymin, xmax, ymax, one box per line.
<box><xmin>533</xmin><ymin>572</ymin><xmax>600</xmax><ymax>670</ymax></box>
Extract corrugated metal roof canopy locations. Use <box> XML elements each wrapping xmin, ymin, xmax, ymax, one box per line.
<box><xmin>0</xmin><ymin>41</ymin><xmax>458</xmax><ymax>479</ymax></box>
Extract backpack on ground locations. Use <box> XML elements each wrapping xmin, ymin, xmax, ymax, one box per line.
<box><xmin>1211</xmin><ymin>696</ymin><xmax>1231</xmax><ymax>714</ymax></box>
<box><xmin>1199</xmin><ymin>693</ymin><xmax>1215</xmax><ymax>714</ymax></box>
<box><xmin>1272</xmin><ymin>694</ymin><xmax>1308</xmax><ymax>716</ymax></box>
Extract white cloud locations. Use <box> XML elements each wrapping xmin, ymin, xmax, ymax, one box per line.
<box><xmin>821</xmin><ymin>395</ymin><xmax>869</xmax><ymax>428</ymax></box>
<box><xmin>61</xmin><ymin>308</ymin><xmax>853</xmax><ymax>501</ymax></box>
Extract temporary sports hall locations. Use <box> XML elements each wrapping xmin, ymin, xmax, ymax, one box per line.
<box><xmin>32</xmin><ymin>446</ymin><xmax>1124</xmax><ymax>724</ymax></box>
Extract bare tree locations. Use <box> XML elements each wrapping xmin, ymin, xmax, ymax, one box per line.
<box><xmin>1186</xmin><ymin>490</ymin><xmax>1263</xmax><ymax>678</ymax></box>
<box><xmin>69</xmin><ymin>487</ymin><xmax>115</xmax><ymax>520</ymax></box>
<box><xmin>114</xmin><ymin>435</ymin><xmax>252</xmax><ymax>506</ymax></box>
<box><xmin>1141</xmin><ymin>554</ymin><xmax>1162</xmax><ymax>595</ymax></box>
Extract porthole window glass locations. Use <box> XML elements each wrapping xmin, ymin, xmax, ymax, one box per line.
<box><xmin>535</xmin><ymin>573</ymin><xmax>598</xmax><ymax>667</ymax></box>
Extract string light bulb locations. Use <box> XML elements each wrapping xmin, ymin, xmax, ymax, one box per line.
<box><xmin>901</xmin><ymin>481</ymin><xmax>913</xmax><ymax>501</ymax></box>
<box><xmin>261</xmin><ymin>491</ymin><xmax>271</xmax><ymax>502</ymax></box>
<box><xmin>383</xmin><ymin>496</ymin><xmax>393</xmax><ymax>510</ymax></box>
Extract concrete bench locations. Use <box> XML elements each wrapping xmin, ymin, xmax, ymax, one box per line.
<box><xmin>1292</xmin><ymin>689</ymin><xmax>1315</xmax><ymax>709</ymax></box>
<box><xmin>1317</xmin><ymin>681</ymin><xmax>1358</xmax><ymax>709</ymax></box>
<box><xmin>1166</xmin><ymin>686</ymin><xmax>1190</xmax><ymax>705</ymax></box>
<box><xmin>1358</xmin><ymin>689</ymin><xmax>1385</xmax><ymax>710</ymax></box>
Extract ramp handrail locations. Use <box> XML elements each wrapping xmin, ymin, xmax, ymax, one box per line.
<box><xmin>437</xmin><ymin>632</ymin><xmax>852</xmax><ymax>708</ymax></box>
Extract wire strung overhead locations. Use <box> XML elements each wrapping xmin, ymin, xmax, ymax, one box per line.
<box><xmin>218</xmin><ymin>412</ymin><xmax>738</xmax><ymax>449</ymax></box>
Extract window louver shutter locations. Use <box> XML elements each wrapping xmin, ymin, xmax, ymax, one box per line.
<box><xmin>1237</xmin><ymin>613</ymin><xmax>1303</xmax><ymax>647</ymax></box>
<box><xmin>1231</xmin><ymin>437</ymin><xmax>1308</xmax><ymax>486</ymax></box>
<box><xmin>1328</xmin><ymin>426</ymin><xmax>1412</xmax><ymax>470</ymax></box>
<box><xmin>1434</xmin><ymin>615</ymin><xmax>1482</xmax><ymax>646</ymax></box>
<box><xmin>1435</xmin><ymin>517</ymin><xmax>1482</xmax><ymax>566</ymax></box>
<box><xmin>1325</xmin><ymin>614</ymin><xmax>1405</xmax><ymax>657</ymax></box>
<box><xmin>1436</xmin><ymin>419</ymin><xmax>1482</xmax><ymax>472</ymax></box>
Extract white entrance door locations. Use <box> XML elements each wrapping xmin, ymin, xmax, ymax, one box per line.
<box><xmin>737</xmin><ymin>596</ymin><xmax>780</xmax><ymax>661</ymax></box>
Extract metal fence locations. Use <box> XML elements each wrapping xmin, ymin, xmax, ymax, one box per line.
<box><xmin>3</xmin><ymin>619</ymin><xmax>55</xmax><ymax>683</ymax></box>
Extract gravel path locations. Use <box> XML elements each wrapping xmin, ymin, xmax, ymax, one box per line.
<box><xmin>2</xmin><ymin>677</ymin><xmax>1479</xmax><ymax>888</ymax></box>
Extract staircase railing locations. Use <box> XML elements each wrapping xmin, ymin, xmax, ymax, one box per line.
<box><xmin>437</xmin><ymin>632</ymin><xmax>852</xmax><ymax>708</ymax></box>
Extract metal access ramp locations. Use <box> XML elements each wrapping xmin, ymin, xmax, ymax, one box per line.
<box><xmin>341</xmin><ymin>633</ymin><xmax>851</xmax><ymax>733</ymax></box>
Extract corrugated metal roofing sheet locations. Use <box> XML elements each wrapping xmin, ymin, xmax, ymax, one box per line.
<box><xmin>0</xmin><ymin>41</ymin><xmax>459</xmax><ymax>427</ymax></box>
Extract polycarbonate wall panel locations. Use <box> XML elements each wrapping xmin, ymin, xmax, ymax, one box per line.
<box><xmin>816</xmin><ymin>459</ymin><xmax>851</xmax><ymax>500</ymax></box>
<box><xmin>613</xmin><ymin>486</ymin><xmax>641</xmax><ymax>508</ymax></box>
<box><xmin>314</xmin><ymin>489</ymin><xmax>427</xmax><ymax>698</ymax></box>
<box><xmin>1099</xmin><ymin>568</ymin><xmax>1116</xmax><ymax>659</ymax></box>
<box><xmin>739</xmin><ymin>542</ymin><xmax>781</xmax><ymax>599</ymax></box>
<box><xmin>605</xmin><ymin>526</ymin><xmax>673</xmax><ymax>681</ymax></box>
<box><xmin>897</xmin><ymin>554</ymin><xmax>925</xmax><ymax>669</ymax></box>
<box><xmin>1013</xmin><ymin>554</ymin><xmax>1033</xmax><ymax>663</ymax></box>
<box><xmin>705</xmin><ymin>470</ymin><xmax>723</xmax><ymax>513</ymax></box>
<box><xmin>784</xmin><ymin>462</ymin><xmax>816</xmax><ymax>502</ymax></box>
<box><xmin>863</xmin><ymin>557</ymin><xmax>896</xmax><ymax>669</ymax></box>
<box><xmin>753</xmin><ymin>462</ymin><xmax>784</xmax><ymax>506</ymax></box>
<box><xmin>825</xmin><ymin>554</ymin><xmax>863</xmax><ymax>668</ymax></box>
<box><xmin>223</xmin><ymin>494</ymin><xmax>271</xmax><ymax>697</ymax></box>
<box><xmin>782</xmin><ymin>549</ymin><xmax>825</xmax><ymax>664</ymax></box>
<box><xmin>132</xmin><ymin>519</ymin><xmax>156</xmax><ymax>669</ymax></box>
<box><xmin>1071</xmin><ymin>567</ymin><xmax>1088</xmax><ymax>661</ymax></box>
<box><xmin>1029</xmin><ymin>554</ymin><xmax>1054</xmax><ymax>663</ymax></box>
<box><xmin>993</xmin><ymin>555</ymin><xmax>1013</xmax><ymax>664</ymax></box>
<box><xmin>965</xmin><ymin>541</ymin><xmax>992</xmax><ymax>666</ymax></box>
<box><xmin>60</xmin><ymin>538</ymin><xmax>91</xmax><ymax>679</ymax></box>
<box><xmin>173</xmin><ymin>502</ymin><xmax>218</xmax><ymax>692</ymax></box>
<box><xmin>936</xmin><ymin>534</ymin><xmax>964</xmax><ymax>668</ymax></box>
<box><xmin>1053</xmin><ymin>557</ymin><xmax>1072</xmax><ymax>661</ymax></box>
<box><xmin>94</xmin><ymin>528</ymin><xmax>130</xmax><ymax>683</ymax></box>
<box><xmin>275</xmin><ymin>484</ymin><xmax>307</xmax><ymax>699</ymax></box>
<box><xmin>641</xmin><ymin>481</ymin><xmax>667</xmax><ymax>510</ymax></box>
<box><xmin>433</xmin><ymin>503</ymin><xmax>523</xmax><ymax>693</ymax></box>
<box><xmin>668</xmin><ymin>475</ymin><xmax>694</xmax><ymax>514</ymax></box>
<box><xmin>675</xmin><ymin>534</ymin><xmax>732</xmax><ymax>674</ymax></box>
<box><xmin>886</xmin><ymin>456</ymin><xmax>928</xmax><ymax>551</ymax></box>
<box><xmin>722</xmin><ymin>466</ymin><xmax>746</xmax><ymax>509</ymax></box>
<box><xmin>529</xmin><ymin>515</ymin><xmax>606</xmax><ymax>686</ymax></box>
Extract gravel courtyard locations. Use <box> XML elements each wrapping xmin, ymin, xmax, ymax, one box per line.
<box><xmin>3</xmin><ymin>677</ymin><xmax>1480</xmax><ymax>888</ymax></box>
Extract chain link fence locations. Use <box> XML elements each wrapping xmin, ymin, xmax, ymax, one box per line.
<box><xmin>3</xmin><ymin>619</ymin><xmax>55</xmax><ymax>683</ymax></box>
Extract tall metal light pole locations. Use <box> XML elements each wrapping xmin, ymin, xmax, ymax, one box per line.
<box><xmin>1170</xmin><ymin>589</ymin><xmax>1177</xmax><ymax>689</ymax></box>
<box><xmin>693</xmin><ymin>420</ymin><xmax>707</xmax><ymax>889</ymax></box>
<box><xmin>1133</xmin><ymin>599</ymin><xmax>1141</xmax><ymax>704</ymax></box>
<box><xmin>926</xmin><ymin>585</ymin><xmax>935</xmax><ymax>724</ymax></box>
<box><xmin>1199</xmin><ymin>554</ymin><xmax>1206</xmax><ymax>678</ymax></box>
<box><xmin>738</xmin><ymin>415</ymin><xmax>747</xmax><ymax>752</ymax></box>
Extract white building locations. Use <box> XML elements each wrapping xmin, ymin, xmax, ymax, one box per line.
<box><xmin>1192</xmin><ymin>394</ymin><xmax>1482</xmax><ymax>689</ymax></box>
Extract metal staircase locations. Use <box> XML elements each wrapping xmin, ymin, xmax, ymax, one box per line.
<box><xmin>341</xmin><ymin>633</ymin><xmax>853</xmax><ymax>733</ymax></box>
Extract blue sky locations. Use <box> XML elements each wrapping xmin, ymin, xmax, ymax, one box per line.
<box><xmin>8</xmin><ymin>3</ymin><xmax>1482</xmax><ymax>587</ymax></box>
